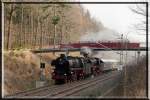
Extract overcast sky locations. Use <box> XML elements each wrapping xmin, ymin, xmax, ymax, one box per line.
<box><xmin>75</xmin><ymin>0</ymin><xmax>147</xmax><ymax>42</ymax></box>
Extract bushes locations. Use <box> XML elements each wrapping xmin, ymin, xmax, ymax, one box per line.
<box><xmin>125</xmin><ymin>56</ymin><xmax>146</xmax><ymax>97</ymax></box>
<box><xmin>4</xmin><ymin>51</ymin><xmax>52</xmax><ymax>95</ymax></box>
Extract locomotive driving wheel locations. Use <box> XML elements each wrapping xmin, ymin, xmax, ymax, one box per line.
<box><xmin>55</xmin><ymin>79</ymin><xmax>65</xmax><ymax>84</ymax></box>
<box><xmin>71</xmin><ymin>72</ymin><xmax>77</xmax><ymax>81</ymax></box>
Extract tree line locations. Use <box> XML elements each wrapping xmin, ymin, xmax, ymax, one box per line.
<box><xmin>4</xmin><ymin>1</ymin><xmax>103</xmax><ymax>50</ymax></box>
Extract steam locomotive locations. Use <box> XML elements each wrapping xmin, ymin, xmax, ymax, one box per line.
<box><xmin>51</xmin><ymin>54</ymin><xmax>104</xmax><ymax>84</ymax></box>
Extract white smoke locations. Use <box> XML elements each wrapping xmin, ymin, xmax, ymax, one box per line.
<box><xmin>79</xmin><ymin>28</ymin><xmax>141</xmax><ymax>63</ymax></box>
<box><xmin>79</xmin><ymin>28</ymin><xmax>121</xmax><ymax>60</ymax></box>
<box><xmin>80</xmin><ymin>46</ymin><xmax>93</xmax><ymax>57</ymax></box>
<box><xmin>80</xmin><ymin>28</ymin><xmax>121</xmax><ymax>42</ymax></box>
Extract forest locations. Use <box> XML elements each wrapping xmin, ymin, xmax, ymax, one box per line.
<box><xmin>4</xmin><ymin>1</ymin><xmax>104</xmax><ymax>50</ymax></box>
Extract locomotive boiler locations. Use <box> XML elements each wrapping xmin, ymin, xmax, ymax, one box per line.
<box><xmin>51</xmin><ymin>54</ymin><xmax>104</xmax><ymax>84</ymax></box>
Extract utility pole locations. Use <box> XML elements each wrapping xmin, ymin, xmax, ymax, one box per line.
<box><xmin>120</xmin><ymin>34</ymin><xmax>123</xmax><ymax>65</ymax></box>
<box><xmin>121</xmin><ymin>34</ymin><xmax>124</xmax><ymax>65</ymax></box>
<box><xmin>137</xmin><ymin>50</ymin><xmax>141</xmax><ymax>63</ymax></box>
<box><xmin>119</xmin><ymin>33</ymin><xmax>127</xmax><ymax>96</ymax></box>
<box><xmin>124</xmin><ymin>33</ymin><xmax>130</xmax><ymax>96</ymax></box>
<box><xmin>135</xmin><ymin>51</ymin><xmax>137</xmax><ymax>64</ymax></box>
<box><xmin>124</xmin><ymin>37</ymin><xmax>128</xmax><ymax>96</ymax></box>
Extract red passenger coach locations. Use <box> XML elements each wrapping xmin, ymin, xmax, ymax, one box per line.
<box><xmin>60</xmin><ymin>41</ymin><xmax>140</xmax><ymax>49</ymax></box>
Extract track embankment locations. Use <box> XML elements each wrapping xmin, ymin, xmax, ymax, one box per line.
<box><xmin>5</xmin><ymin>70</ymin><xmax>123</xmax><ymax>98</ymax></box>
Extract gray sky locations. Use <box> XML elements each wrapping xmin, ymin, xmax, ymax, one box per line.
<box><xmin>76</xmin><ymin>0</ymin><xmax>147</xmax><ymax>42</ymax></box>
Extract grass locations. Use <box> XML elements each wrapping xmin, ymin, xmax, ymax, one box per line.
<box><xmin>125</xmin><ymin>56</ymin><xmax>146</xmax><ymax>97</ymax></box>
<box><xmin>25</xmin><ymin>81</ymin><xmax>36</xmax><ymax>91</ymax></box>
<box><xmin>88</xmin><ymin>90</ymin><xmax>101</xmax><ymax>97</ymax></box>
<box><xmin>4</xmin><ymin>50</ymin><xmax>80</xmax><ymax>95</ymax></box>
<box><xmin>4</xmin><ymin>51</ymin><xmax>42</xmax><ymax>95</ymax></box>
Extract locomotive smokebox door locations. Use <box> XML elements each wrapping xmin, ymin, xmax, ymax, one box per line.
<box><xmin>40</xmin><ymin>63</ymin><xmax>45</xmax><ymax>69</ymax></box>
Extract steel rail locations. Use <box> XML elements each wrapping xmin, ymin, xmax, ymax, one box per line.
<box><xmin>5</xmin><ymin>70</ymin><xmax>121</xmax><ymax>98</ymax></box>
<box><xmin>47</xmin><ymin>71</ymin><xmax>121</xmax><ymax>97</ymax></box>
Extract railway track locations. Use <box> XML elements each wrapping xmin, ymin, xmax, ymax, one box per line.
<box><xmin>5</xmin><ymin>70</ymin><xmax>121</xmax><ymax>98</ymax></box>
<box><xmin>46</xmin><ymin>71</ymin><xmax>121</xmax><ymax>98</ymax></box>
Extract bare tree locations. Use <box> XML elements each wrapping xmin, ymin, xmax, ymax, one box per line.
<box><xmin>130</xmin><ymin>4</ymin><xmax>148</xmax><ymax>32</ymax></box>
<box><xmin>4</xmin><ymin>3</ymin><xmax>102</xmax><ymax>50</ymax></box>
<box><xmin>6</xmin><ymin>4</ymin><xmax>17</xmax><ymax>49</ymax></box>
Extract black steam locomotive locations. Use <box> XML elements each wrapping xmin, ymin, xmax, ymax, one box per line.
<box><xmin>51</xmin><ymin>54</ymin><xmax>104</xmax><ymax>84</ymax></box>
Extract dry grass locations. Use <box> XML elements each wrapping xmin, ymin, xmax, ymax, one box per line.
<box><xmin>4</xmin><ymin>51</ymin><xmax>80</xmax><ymax>95</ymax></box>
<box><xmin>102</xmin><ymin>56</ymin><xmax>146</xmax><ymax>97</ymax></box>
<box><xmin>4</xmin><ymin>50</ymin><xmax>52</xmax><ymax>95</ymax></box>
<box><xmin>125</xmin><ymin>56</ymin><xmax>146</xmax><ymax>97</ymax></box>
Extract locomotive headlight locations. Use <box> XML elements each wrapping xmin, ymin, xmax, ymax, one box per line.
<box><xmin>64</xmin><ymin>73</ymin><xmax>67</xmax><ymax>76</ymax></box>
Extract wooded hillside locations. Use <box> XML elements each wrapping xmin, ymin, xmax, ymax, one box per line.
<box><xmin>4</xmin><ymin>1</ymin><xmax>104</xmax><ymax>50</ymax></box>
